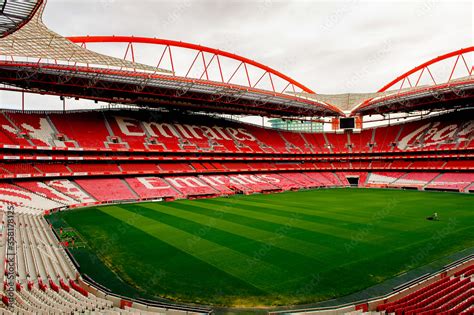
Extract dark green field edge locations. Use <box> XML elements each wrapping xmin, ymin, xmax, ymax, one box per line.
<box><xmin>46</xmin><ymin>188</ymin><xmax>474</xmax><ymax>310</ymax></box>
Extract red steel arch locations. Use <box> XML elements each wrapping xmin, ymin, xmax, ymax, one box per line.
<box><xmin>350</xmin><ymin>47</ymin><xmax>474</xmax><ymax>116</ymax></box>
<box><xmin>378</xmin><ymin>46</ymin><xmax>474</xmax><ymax>92</ymax></box>
<box><xmin>67</xmin><ymin>35</ymin><xmax>316</xmax><ymax>95</ymax></box>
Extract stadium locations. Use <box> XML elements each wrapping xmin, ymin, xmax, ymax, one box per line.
<box><xmin>0</xmin><ymin>0</ymin><xmax>472</xmax><ymax>314</ymax></box>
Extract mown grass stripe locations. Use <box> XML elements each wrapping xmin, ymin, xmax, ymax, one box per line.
<box><xmin>173</xmin><ymin>199</ymin><xmax>356</xmax><ymax>253</ymax></box>
<box><xmin>57</xmin><ymin>208</ymin><xmax>266</xmax><ymax>301</ymax></box>
<box><xmin>165</xmin><ymin>201</ymin><xmax>354</xmax><ymax>260</ymax></box>
<box><xmin>193</xmin><ymin>198</ymin><xmax>360</xmax><ymax>242</ymax></box>
<box><xmin>98</xmin><ymin>205</ymin><xmax>287</xmax><ymax>292</ymax></box>
<box><xmin>139</xmin><ymin>202</ymin><xmax>328</xmax><ymax>263</ymax></box>
<box><xmin>130</xmin><ymin>204</ymin><xmax>326</xmax><ymax>289</ymax></box>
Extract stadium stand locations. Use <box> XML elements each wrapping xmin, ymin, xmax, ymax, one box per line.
<box><xmin>0</xmin><ymin>110</ymin><xmax>461</xmax><ymax>152</ymax></box>
<box><xmin>425</xmin><ymin>173</ymin><xmax>474</xmax><ymax>192</ymax></box>
<box><xmin>0</xmin><ymin>110</ymin><xmax>470</xmax><ymax>215</ymax></box>
<box><xmin>0</xmin><ymin>107</ymin><xmax>472</xmax><ymax>315</ymax></box>
<box><xmin>45</xmin><ymin>179</ymin><xmax>96</xmax><ymax>204</ymax></box>
<box><xmin>391</xmin><ymin>172</ymin><xmax>440</xmax><ymax>189</ymax></box>
<box><xmin>0</xmin><ymin>83</ymin><xmax>472</xmax><ymax>314</ymax></box>
<box><xmin>376</xmin><ymin>262</ymin><xmax>474</xmax><ymax>315</ymax></box>
<box><xmin>164</xmin><ymin>176</ymin><xmax>218</xmax><ymax>197</ymax></box>
<box><xmin>75</xmin><ymin>178</ymin><xmax>137</xmax><ymax>202</ymax></box>
<box><xmin>125</xmin><ymin>176</ymin><xmax>182</xmax><ymax>200</ymax></box>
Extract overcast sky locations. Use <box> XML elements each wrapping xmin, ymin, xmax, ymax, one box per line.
<box><xmin>1</xmin><ymin>0</ymin><xmax>472</xmax><ymax>112</ymax></box>
<box><xmin>43</xmin><ymin>0</ymin><xmax>473</xmax><ymax>94</ymax></box>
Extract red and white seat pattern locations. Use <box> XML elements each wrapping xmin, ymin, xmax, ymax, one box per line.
<box><xmin>164</xmin><ymin>176</ymin><xmax>217</xmax><ymax>197</ymax></box>
<box><xmin>125</xmin><ymin>177</ymin><xmax>181</xmax><ymax>199</ymax></box>
<box><xmin>0</xmin><ymin>183</ymin><xmax>64</xmax><ymax>214</ymax></box>
<box><xmin>376</xmin><ymin>263</ymin><xmax>474</xmax><ymax>315</ymax></box>
<box><xmin>391</xmin><ymin>172</ymin><xmax>440</xmax><ymax>188</ymax></box>
<box><xmin>1</xmin><ymin>110</ymin><xmax>473</xmax><ymax>154</ymax></box>
<box><xmin>45</xmin><ymin>179</ymin><xmax>96</xmax><ymax>204</ymax></box>
<box><xmin>75</xmin><ymin>178</ymin><xmax>137</xmax><ymax>202</ymax></box>
<box><xmin>425</xmin><ymin>173</ymin><xmax>474</xmax><ymax>191</ymax></box>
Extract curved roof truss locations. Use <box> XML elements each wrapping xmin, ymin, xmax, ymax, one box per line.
<box><xmin>351</xmin><ymin>47</ymin><xmax>474</xmax><ymax>116</ymax></box>
<box><xmin>67</xmin><ymin>36</ymin><xmax>316</xmax><ymax>96</ymax></box>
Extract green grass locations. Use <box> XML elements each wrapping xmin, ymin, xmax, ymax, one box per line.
<box><xmin>47</xmin><ymin>188</ymin><xmax>474</xmax><ymax>307</ymax></box>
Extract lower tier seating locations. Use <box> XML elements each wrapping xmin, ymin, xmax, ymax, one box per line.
<box><xmin>0</xmin><ymin>171</ymin><xmax>471</xmax><ymax>214</ymax></box>
<box><xmin>376</xmin><ymin>262</ymin><xmax>473</xmax><ymax>315</ymax></box>
<box><xmin>425</xmin><ymin>173</ymin><xmax>474</xmax><ymax>191</ymax></box>
<box><xmin>75</xmin><ymin>178</ymin><xmax>137</xmax><ymax>202</ymax></box>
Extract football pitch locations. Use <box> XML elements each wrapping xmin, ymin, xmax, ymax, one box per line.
<box><xmin>47</xmin><ymin>188</ymin><xmax>474</xmax><ymax>307</ymax></box>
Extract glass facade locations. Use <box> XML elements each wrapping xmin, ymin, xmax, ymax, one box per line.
<box><xmin>268</xmin><ymin>118</ymin><xmax>323</xmax><ymax>132</ymax></box>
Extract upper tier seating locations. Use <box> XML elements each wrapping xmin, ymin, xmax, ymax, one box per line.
<box><xmin>0</xmin><ymin>112</ymin><xmax>33</xmax><ymax>146</ymax></box>
<box><xmin>301</xmin><ymin>133</ymin><xmax>331</xmax><ymax>153</ymax></box>
<box><xmin>0</xmin><ymin>110</ymin><xmax>471</xmax><ymax>154</ymax></box>
<box><xmin>373</xmin><ymin>124</ymin><xmax>401</xmax><ymax>152</ymax></box>
<box><xmin>49</xmin><ymin>113</ymin><xmax>110</xmax><ymax>149</ymax></box>
<box><xmin>348</xmin><ymin>130</ymin><xmax>373</xmax><ymax>152</ymax></box>
<box><xmin>5</xmin><ymin>113</ymin><xmax>60</xmax><ymax>147</ymax></box>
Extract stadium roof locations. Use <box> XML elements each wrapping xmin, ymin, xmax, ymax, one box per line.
<box><xmin>0</xmin><ymin>0</ymin><xmax>43</xmax><ymax>38</ymax></box>
<box><xmin>0</xmin><ymin>1</ymin><xmax>471</xmax><ymax>118</ymax></box>
<box><xmin>0</xmin><ymin>1</ymin><xmax>344</xmax><ymax>118</ymax></box>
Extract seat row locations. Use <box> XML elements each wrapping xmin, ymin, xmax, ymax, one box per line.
<box><xmin>376</xmin><ymin>262</ymin><xmax>473</xmax><ymax>314</ymax></box>
<box><xmin>1</xmin><ymin>110</ymin><xmax>472</xmax><ymax>154</ymax></box>
<box><xmin>0</xmin><ymin>159</ymin><xmax>472</xmax><ymax>180</ymax></box>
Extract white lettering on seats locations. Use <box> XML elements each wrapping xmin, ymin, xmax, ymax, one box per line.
<box><xmin>3</xmin><ymin>118</ymin><xmax>64</xmax><ymax>147</ymax></box>
<box><xmin>143</xmin><ymin>122</ymin><xmax>180</xmax><ymax>138</ymax></box>
<box><xmin>166</xmin><ymin>177</ymin><xmax>207</xmax><ymax>188</ymax></box>
<box><xmin>137</xmin><ymin>177</ymin><xmax>172</xmax><ymax>190</ymax></box>
<box><xmin>114</xmin><ymin>116</ymin><xmax>145</xmax><ymax>136</ymax></box>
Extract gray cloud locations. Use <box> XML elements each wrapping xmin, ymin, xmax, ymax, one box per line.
<box><xmin>42</xmin><ymin>0</ymin><xmax>471</xmax><ymax>94</ymax></box>
<box><xmin>1</xmin><ymin>0</ymin><xmax>471</xmax><ymax>111</ymax></box>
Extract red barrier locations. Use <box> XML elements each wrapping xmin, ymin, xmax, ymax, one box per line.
<box><xmin>60</xmin><ymin>279</ymin><xmax>70</xmax><ymax>292</ymax></box>
<box><xmin>49</xmin><ymin>279</ymin><xmax>59</xmax><ymax>292</ymax></box>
